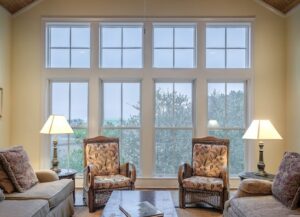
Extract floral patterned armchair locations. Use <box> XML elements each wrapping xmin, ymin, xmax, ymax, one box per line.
<box><xmin>178</xmin><ymin>136</ymin><xmax>229</xmax><ymax>210</ymax></box>
<box><xmin>83</xmin><ymin>136</ymin><xmax>136</xmax><ymax>212</ymax></box>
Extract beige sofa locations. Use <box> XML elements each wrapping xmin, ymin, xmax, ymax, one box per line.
<box><xmin>0</xmin><ymin>170</ymin><xmax>74</xmax><ymax>217</ymax></box>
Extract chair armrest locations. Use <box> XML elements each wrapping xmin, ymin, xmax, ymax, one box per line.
<box><xmin>178</xmin><ymin>163</ymin><xmax>192</xmax><ymax>185</ymax></box>
<box><xmin>234</xmin><ymin>178</ymin><xmax>273</xmax><ymax>198</ymax></box>
<box><xmin>220</xmin><ymin>166</ymin><xmax>229</xmax><ymax>190</ymax></box>
<box><xmin>35</xmin><ymin>170</ymin><xmax>59</xmax><ymax>183</ymax></box>
<box><xmin>83</xmin><ymin>164</ymin><xmax>97</xmax><ymax>191</ymax></box>
<box><xmin>120</xmin><ymin>162</ymin><xmax>136</xmax><ymax>183</ymax></box>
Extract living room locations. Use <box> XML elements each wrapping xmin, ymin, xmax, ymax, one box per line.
<box><xmin>0</xmin><ymin>0</ymin><xmax>299</xmax><ymax>216</ymax></box>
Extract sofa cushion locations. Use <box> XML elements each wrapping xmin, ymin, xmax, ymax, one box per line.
<box><xmin>182</xmin><ymin>176</ymin><xmax>224</xmax><ymax>192</ymax></box>
<box><xmin>94</xmin><ymin>175</ymin><xmax>131</xmax><ymax>189</ymax></box>
<box><xmin>86</xmin><ymin>142</ymin><xmax>120</xmax><ymax>175</ymax></box>
<box><xmin>0</xmin><ymin>146</ymin><xmax>38</xmax><ymax>192</ymax></box>
<box><xmin>0</xmin><ymin>163</ymin><xmax>15</xmax><ymax>193</ymax></box>
<box><xmin>272</xmin><ymin>152</ymin><xmax>300</xmax><ymax>209</ymax></box>
<box><xmin>192</xmin><ymin>143</ymin><xmax>227</xmax><ymax>178</ymax></box>
<box><xmin>5</xmin><ymin>179</ymin><xmax>74</xmax><ymax>209</ymax></box>
<box><xmin>229</xmin><ymin>196</ymin><xmax>300</xmax><ymax>217</ymax></box>
<box><xmin>0</xmin><ymin>199</ymin><xmax>49</xmax><ymax>217</ymax></box>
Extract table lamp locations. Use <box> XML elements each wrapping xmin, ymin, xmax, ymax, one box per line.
<box><xmin>40</xmin><ymin>115</ymin><xmax>74</xmax><ymax>173</ymax></box>
<box><xmin>242</xmin><ymin>120</ymin><xmax>282</xmax><ymax>177</ymax></box>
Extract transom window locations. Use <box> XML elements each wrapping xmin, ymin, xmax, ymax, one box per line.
<box><xmin>153</xmin><ymin>24</ymin><xmax>196</xmax><ymax>68</ymax></box>
<box><xmin>206</xmin><ymin>24</ymin><xmax>250</xmax><ymax>69</ymax></box>
<box><xmin>46</xmin><ymin>24</ymin><xmax>90</xmax><ymax>68</ymax></box>
<box><xmin>207</xmin><ymin>82</ymin><xmax>247</xmax><ymax>176</ymax></box>
<box><xmin>155</xmin><ymin>82</ymin><xmax>194</xmax><ymax>176</ymax></box>
<box><xmin>101</xmin><ymin>82</ymin><xmax>141</xmax><ymax>173</ymax></box>
<box><xmin>100</xmin><ymin>24</ymin><xmax>143</xmax><ymax>68</ymax></box>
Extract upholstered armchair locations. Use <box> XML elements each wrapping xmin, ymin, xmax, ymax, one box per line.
<box><xmin>83</xmin><ymin>136</ymin><xmax>136</xmax><ymax>212</ymax></box>
<box><xmin>178</xmin><ymin>136</ymin><xmax>229</xmax><ymax>210</ymax></box>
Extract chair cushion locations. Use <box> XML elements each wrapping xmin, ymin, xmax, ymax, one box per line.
<box><xmin>0</xmin><ymin>146</ymin><xmax>38</xmax><ymax>192</ymax></box>
<box><xmin>5</xmin><ymin>179</ymin><xmax>74</xmax><ymax>209</ymax></box>
<box><xmin>86</xmin><ymin>142</ymin><xmax>120</xmax><ymax>176</ymax></box>
<box><xmin>192</xmin><ymin>143</ymin><xmax>227</xmax><ymax>178</ymax></box>
<box><xmin>182</xmin><ymin>176</ymin><xmax>224</xmax><ymax>192</ymax></box>
<box><xmin>0</xmin><ymin>199</ymin><xmax>49</xmax><ymax>217</ymax></box>
<box><xmin>272</xmin><ymin>152</ymin><xmax>300</xmax><ymax>209</ymax></box>
<box><xmin>94</xmin><ymin>175</ymin><xmax>131</xmax><ymax>189</ymax></box>
<box><xmin>229</xmin><ymin>196</ymin><xmax>300</xmax><ymax>217</ymax></box>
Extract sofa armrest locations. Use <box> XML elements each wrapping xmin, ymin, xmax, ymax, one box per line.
<box><xmin>178</xmin><ymin>163</ymin><xmax>192</xmax><ymax>185</ymax></box>
<box><xmin>234</xmin><ymin>178</ymin><xmax>273</xmax><ymax>198</ymax></box>
<box><xmin>35</xmin><ymin>170</ymin><xmax>59</xmax><ymax>183</ymax></box>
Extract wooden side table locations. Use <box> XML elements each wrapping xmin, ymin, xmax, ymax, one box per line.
<box><xmin>57</xmin><ymin>169</ymin><xmax>77</xmax><ymax>202</ymax></box>
<box><xmin>239</xmin><ymin>171</ymin><xmax>275</xmax><ymax>181</ymax></box>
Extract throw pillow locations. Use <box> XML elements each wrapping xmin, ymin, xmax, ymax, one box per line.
<box><xmin>0</xmin><ymin>163</ymin><xmax>15</xmax><ymax>193</ymax></box>
<box><xmin>235</xmin><ymin>178</ymin><xmax>272</xmax><ymax>198</ymax></box>
<box><xmin>272</xmin><ymin>152</ymin><xmax>300</xmax><ymax>209</ymax></box>
<box><xmin>0</xmin><ymin>189</ymin><xmax>5</xmax><ymax>202</ymax></box>
<box><xmin>0</xmin><ymin>147</ymin><xmax>38</xmax><ymax>192</ymax></box>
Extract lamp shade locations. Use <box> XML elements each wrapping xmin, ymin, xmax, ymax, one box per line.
<box><xmin>242</xmin><ymin>120</ymin><xmax>282</xmax><ymax>140</ymax></box>
<box><xmin>40</xmin><ymin>115</ymin><xmax>74</xmax><ymax>135</ymax></box>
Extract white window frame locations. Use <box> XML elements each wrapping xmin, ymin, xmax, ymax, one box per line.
<box><xmin>99</xmin><ymin>23</ymin><xmax>144</xmax><ymax>69</ymax></box>
<box><xmin>152</xmin><ymin>23</ymin><xmax>197</xmax><ymax>69</ymax></box>
<box><xmin>205</xmin><ymin>23</ymin><xmax>251</xmax><ymax>69</ymax></box>
<box><xmin>45</xmin><ymin>22</ymin><xmax>91</xmax><ymax>69</ymax></box>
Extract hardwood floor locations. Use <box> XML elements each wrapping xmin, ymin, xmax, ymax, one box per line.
<box><xmin>73</xmin><ymin>189</ymin><xmax>224</xmax><ymax>217</ymax></box>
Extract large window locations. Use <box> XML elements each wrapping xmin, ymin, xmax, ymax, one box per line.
<box><xmin>206</xmin><ymin>24</ymin><xmax>250</xmax><ymax>68</ymax></box>
<box><xmin>207</xmin><ymin>82</ymin><xmax>246</xmax><ymax>176</ymax></box>
<box><xmin>101</xmin><ymin>82</ymin><xmax>141</xmax><ymax>173</ymax></box>
<box><xmin>153</xmin><ymin>24</ymin><xmax>196</xmax><ymax>68</ymax></box>
<box><xmin>100</xmin><ymin>24</ymin><xmax>143</xmax><ymax>68</ymax></box>
<box><xmin>46</xmin><ymin>24</ymin><xmax>90</xmax><ymax>68</ymax></box>
<box><xmin>50</xmin><ymin>81</ymin><xmax>88</xmax><ymax>173</ymax></box>
<box><xmin>155</xmin><ymin>82</ymin><xmax>194</xmax><ymax>176</ymax></box>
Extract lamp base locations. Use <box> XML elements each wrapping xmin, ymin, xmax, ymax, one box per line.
<box><xmin>51</xmin><ymin>139</ymin><xmax>61</xmax><ymax>173</ymax></box>
<box><xmin>51</xmin><ymin>166</ymin><xmax>61</xmax><ymax>173</ymax></box>
<box><xmin>255</xmin><ymin>170</ymin><xmax>268</xmax><ymax>177</ymax></box>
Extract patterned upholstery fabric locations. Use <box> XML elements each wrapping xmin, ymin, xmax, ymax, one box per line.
<box><xmin>272</xmin><ymin>152</ymin><xmax>300</xmax><ymax>209</ymax></box>
<box><xmin>86</xmin><ymin>143</ymin><xmax>120</xmax><ymax>176</ymax></box>
<box><xmin>0</xmin><ymin>147</ymin><xmax>38</xmax><ymax>192</ymax></box>
<box><xmin>182</xmin><ymin>176</ymin><xmax>224</xmax><ymax>192</ymax></box>
<box><xmin>192</xmin><ymin>143</ymin><xmax>227</xmax><ymax>177</ymax></box>
<box><xmin>94</xmin><ymin>175</ymin><xmax>131</xmax><ymax>189</ymax></box>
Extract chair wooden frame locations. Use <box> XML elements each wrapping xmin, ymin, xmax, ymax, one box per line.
<box><xmin>83</xmin><ymin>136</ymin><xmax>136</xmax><ymax>212</ymax></box>
<box><xmin>178</xmin><ymin>136</ymin><xmax>229</xmax><ymax>211</ymax></box>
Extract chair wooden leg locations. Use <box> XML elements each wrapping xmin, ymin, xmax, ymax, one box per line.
<box><xmin>88</xmin><ymin>189</ymin><xmax>95</xmax><ymax>213</ymax></box>
<box><xmin>179</xmin><ymin>187</ymin><xmax>186</xmax><ymax>208</ymax></box>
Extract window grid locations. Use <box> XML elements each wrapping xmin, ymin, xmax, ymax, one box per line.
<box><xmin>47</xmin><ymin>24</ymin><xmax>90</xmax><ymax>68</ymax></box>
<box><xmin>206</xmin><ymin>25</ymin><xmax>250</xmax><ymax>68</ymax></box>
<box><xmin>100</xmin><ymin>25</ymin><xmax>144</xmax><ymax>68</ymax></box>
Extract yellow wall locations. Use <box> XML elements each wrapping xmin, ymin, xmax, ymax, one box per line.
<box><xmin>11</xmin><ymin>0</ymin><xmax>286</xmax><ymax>171</ymax></box>
<box><xmin>286</xmin><ymin>6</ymin><xmax>300</xmax><ymax>153</ymax></box>
<box><xmin>0</xmin><ymin>6</ymin><xmax>11</xmax><ymax>148</ymax></box>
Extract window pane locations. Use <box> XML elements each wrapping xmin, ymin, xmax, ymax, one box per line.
<box><xmin>101</xmin><ymin>27</ymin><xmax>122</xmax><ymax>47</ymax></box>
<box><xmin>227</xmin><ymin>49</ymin><xmax>246</xmax><ymax>68</ymax></box>
<box><xmin>101</xmin><ymin>49</ymin><xmax>122</xmax><ymax>68</ymax></box>
<box><xmin>226</xmin><ymin>83</ymin><xmax>245</xmax><ymax>128</ymax></box>
<box><xmin>153</xmin><ymin>49</ymin><xmax>173</xmax><ymax>68</ymax></box>
<box><xmin>123</xmin><ymin>27</ymin><xmax>142</xmax><ymax>47</ymax></box>
<box><xmin>70</xmin><ymin>83</ymin><xmax>88</xmax><ymax>128</ymax></box>
<box><xmin>50</xmin><ymin>49</ymin><xmax>70</xmax><ymax>68</ymax></box>
<box><xmin>208</xmin><ymin>83</ymin><xmax>225</xmax><ymax>127</ymax></box>
<box><xmin>71</xmin><ymin>49</ymin><xmax>90</xmax><ymax>68</ymax></box>
<box><xmin>71</xmin><ymin>27</ymin><xmax>90</xmax><ymax>47</ymax></box>
<box><xmin>174</xmin><ymin>83</ymin><xmax>193</xmax><ymax>127</ymax></box>
<box><xmin>155</xmin><ymin>83</ymin><xmax>174</xmax><ymax>127</ymax></box>
<box><xmin>153</xmin><ymin>27</ymin><xmax>173</xmax><ymax>48</ymax></box>
<box><xmin>50</xmin><ymin>27</ymin><xmax>70</xmax><ymax>47</ymax></box>
<box><xmin>103</xmin><ymin>83</ymin><xmax>121</xmax><ymax>126</ymax></box>
<box><xmin>123</xmin><ymin>49</ymin><xmax>142</xmax><ymax>68</ymax></box>
<box><xmin>123</xmin><ymin>83</ymin><xmax>140</xmax><ymax>127</ymax></box>
<box><xmin>174</xmin><ymin>49</ymin><xmax>194</xmax><ymax>68</ymax></box>
<box><xmin>102</xmin><ymin>129</ymin><xmax>121</xmax><ymax>138</ymax></box>
<box><xmin>52</xmin><ymin>82</ymin><xmax>69</xmax><ymax>118</ymax></box>
<box><xmin>206</xmin><ymin>27</ymin><xmax>225</xmax><ymax>48</ymax></box>
<box><xmin>206</xmin><ymin>49</ymin><xmax>225</xmax><ymax>68</ymax></box>
<box><xmin>174</xmin><ymin>27</ymin><xmax>194</xmax><ymax>48</ymax></box>
<box><xmin>227</xmin><ymin>27</ymin><xmax>247</xmax><ymax>48</ymax></box>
